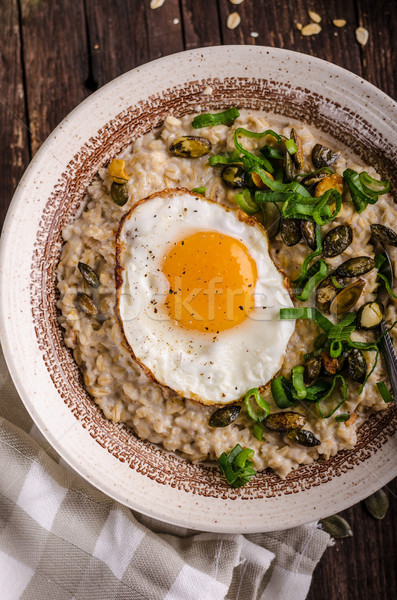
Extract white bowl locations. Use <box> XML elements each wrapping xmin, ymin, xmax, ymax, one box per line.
<box><xmin>1</xmin><ymin>46</ymin><xmax>396</xmax><ymax>533</ymax></box>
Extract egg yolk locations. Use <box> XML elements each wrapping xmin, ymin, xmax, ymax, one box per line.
<box><xmin>162</xmin><ymin>231</ymin><xmax>257</xmax><ymax>333</ymax></box>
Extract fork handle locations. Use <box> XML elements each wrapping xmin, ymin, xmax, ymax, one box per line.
<box><xmin>379</xmin><ymin>321</ymin><xmax>397</xmax><ymax>405</ymax></box>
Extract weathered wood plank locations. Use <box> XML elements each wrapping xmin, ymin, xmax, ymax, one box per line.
<box><xmin>180</xmin><ymin>0</ymin><xmax>222</xmax><ymax>49</ymax></box>
<box><xmin>0</xmin><ymin>0</ymin><xmax>30</xmax><ymax>225</ymax></box>
<box><xmin>19</xmin><ymin>0</ymin><xmax>89</xmax><ymax>154</ymax></box>
<box><xmin>356</xmin><ymin>0</ymin><xmax>397</xmax><ymax>98</ymax></box>
<box><xmin>144</xmin><ymin>0</ymin><xmax>184</xmax><ymax>61</ymax></box>
<box><xmin>308</xmin><ymin>478</ymin><xmax>397</xmax><ymax>600</ymax></box>
<box><xmin>84</xmin><ymin>0</ymin><xmax>149</xmax><ymax>88</ymax></box>
<box><xmin>218</xmin><ymin>0</ymin><xmax>362</xmax><ymax>77</ymax></box>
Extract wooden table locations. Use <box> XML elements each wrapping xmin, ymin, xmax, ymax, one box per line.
<box><xmin>1</xmin><ymin>1</ymin><xmax>396</xmax><ymax>598</ymax></box>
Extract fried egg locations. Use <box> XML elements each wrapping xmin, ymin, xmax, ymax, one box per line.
<box><xmin>115</xmin><ymin>189</ymin><xmax>295</xmax><ymax>405</ymax></box>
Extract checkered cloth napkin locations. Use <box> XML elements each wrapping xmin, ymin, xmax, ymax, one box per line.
<box><xmin>0</xmin><ymin>348</ymin><xmax>330</xmax><ymax>600</ymax></box>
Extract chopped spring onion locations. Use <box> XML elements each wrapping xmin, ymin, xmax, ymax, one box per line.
<box><xmin>335</xmin><ymin>413</ymin><xmax>351</xmax><ymax>422</ymax></box>
<box><xmin>375</xmin><ymin>253</ymin><xmax>387</xmax><ymax>270</ymax></box>
<box><xmin>343</xmin><ymin>168</ymin><xmax>389</xmax><ymax>214</ymax></box>
<box><xmin>191</xmin><ymin>187</ymin><xmax>206</xmax><ymax>195</ymax></box>
<box><xmin>262</xmin><ymin>146</ymin><xmax>284</xmax><ymax>160</ymax></box>
<box><xmin>208</xmin><ymin>150</ymin><xmax>241</xmax><ymax>166</ymax></box>
<box><xmin>291</xmin><ymin>366</ymin><xmax>307</xmax><ymax>400</ymax></box>
<box><xmin>376</xmin><ymin>381</ymin><xmax>394</xmax><ymax>403</ymax></box>
<box><xmin>234</xmin><ymin>188</ymin><xmax>259</xmax><ymax>214</ymax></box>
<box><xmin>192</xmin><ymin>107</ymin><xmax>240</xmax><ymax>129</ymax></box>
<box><xmin>316</xmin><ymin>374</ymin><xmax>348</xmax><ymax>418</ymax></box>
<box><xmin>377</xmin><ymin>272</ymin><xmax>397</xmax><ymax>299</ymax></box>
<box><xmin>285</xmin><ymin>138</ymin><xmax>298</xmax><ymax>155</ymax></box>
<box><xmin>253</xmin><ymin>423</ymin><xmax>264</xmax><ymax>441</ymax></box>
<box><xmin>234</xmin><ymin>129</ymin><xmax>281</xmax><ymax>174</ymax></box>
<box><xmin>280</xmin><ymin>306</ymin><xmax>333</xmax><ymax>334</ymax></box>
<box><xmin>271</xmin><ymin>376</ymin><xmax>295</xmax><ymax>408</ymax></box>
<box><xmin>217</xmin><ymin>444</ymin><xmax>257</xmax><ymax>488</ymax></box>
<box><xmin>294</xmin><ymin>259</ymin><xmax>329</xmax><ymax>302</ymax></box>
<box><xmin>292</xmin><ymin>224</ymin><xmax>322</xmax><ymax>287</ymax></box>
<box><xmin>305</xmin><ymin>380</ymin><xmax>332</xmax><ymax>402</ymax></box>
<box><xmin>359</xmin><ymin>346</ymin><xmax>379</xmax><ymax>394</ymax></box>
<box><xmin>329</xmin><ymin>340</ymin><xmax>343</xmax><ymax>358</ymax></box>
<box><xmin>244</xmin><ymin>388</ymin><xmax>271</xmax><ymax>422</ymax></box>
<box><xmin>252</xmin><ymin>166</ymin><xmax>311</xmax><ymax>196</ymax></box>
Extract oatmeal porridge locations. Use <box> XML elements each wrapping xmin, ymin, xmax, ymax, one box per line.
<box><xmin>56</xmin><ymin>109</ymin><xmax>397</xmax><ymax>480</ymax></box>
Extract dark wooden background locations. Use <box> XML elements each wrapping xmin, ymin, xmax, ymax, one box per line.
<box><xmin>1</xmin><ymin>1</ymin><xmax>396</xmax><ymax>598</ymax></box>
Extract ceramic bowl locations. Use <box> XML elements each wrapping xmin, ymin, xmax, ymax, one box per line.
<box><xmin>1</xmin><ymin>46</ymin><xmax>396</xmax><ymax>533</ymax></box>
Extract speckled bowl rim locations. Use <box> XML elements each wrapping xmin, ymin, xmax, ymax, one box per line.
<box><xmin>0</xmin><ymin>46</ymin><xmax>396</xmax><ymax>533</ymax></box>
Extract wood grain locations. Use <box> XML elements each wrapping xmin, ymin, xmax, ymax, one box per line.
<box><xmin>0</xmin><ymin>1</ymin><xmax>396</xmax><ymax>598</ymax></box>
<box><xmin>0</xmin><ymin>0</ymin><xmax>30</xmax><ymax>225</ymax></box>
<box><xmin>19</xmin><ymin>0</ymin><xmax>90</xmax><ymax>153</ymax></box>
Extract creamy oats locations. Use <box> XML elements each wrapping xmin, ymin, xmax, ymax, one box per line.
<box><xmin>56</xmin><ymin>110</ymin><xmax>397</xmax><ymax>478</ymax></box>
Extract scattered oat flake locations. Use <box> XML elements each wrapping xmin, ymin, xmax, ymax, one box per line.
<box><xmin>301</xmin><ymin>23</ymin><xmax>322</xmax><ymax>36</ymax></box>
<box><xmin>333</xmin><ymin>19</ymin><xmax>346</xmax><ymax>27</ymax></box>
<box><xmin>227</xmin><ymin>12</ymin><xmax>241</xmax><ymax>29</ymax></box>
<box><xmin>355</xmin><ymin>27</ymin><xmax>369</xmax><ymax>46</ymax></box>
<box><xmin>203</xmin><ymin>86</ymin><xmax>213</xmax><ymax>95</ymax></box>
<box><xmin>250</xmin><ymin>31</ymin><xmax>259</xmax><ymax>38</ymax></box>
<box><xmin>229</xmin><ymin>0</ymin><xmax>244</xmax><ymax>4</ymax></box>
<box><xmin>173</xmin><ymin>18</ymin><xmax>179</xmax><ymax>25</ymax></box>
<box><xmin>93</xmin><ymin>44</ymin><xmax>99</xmax><ymax>50</ymax></box>
<box><xmin>308</xmin><ymin>10</ymin><xmax>321</xmax><ymax>23</ymax></box>
<box><xmin>150</xmin><ymin>0</ymin><xmax>165</xmax><ymax>9</ymax></box>
<box><xmin>296</xmin><ymin>22</ymin><xmax>302</xmax><ymax>31</ymax></box>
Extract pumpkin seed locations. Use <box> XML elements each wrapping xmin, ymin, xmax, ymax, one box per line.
<box><xmin>334</xmin><ymin>256</ymin><xmax>375</xmax><ymax>278</ymax></box>
<box><xmin>264</xmin><ymin>411</ymin><xmax>306</xmax><ymax>433</ymax></box>
<box><xmin>226</xmin><ymin>12</ymin><xmax>241</xmax><ymax>30</ymax></box>
<box><xmin>283</xmin><ymin>150</ymin><xmax>295</xmax><ymax>182</ymax></box>
<box><xmin>316</xmin><ymin>274</ymin><xmax>344</xmax><ymax>311</ymax></box>
<box><xmin>209</xmin><ymin>404</ymin><xmax>241</xmax><ymax>428</ymax></box>
<box><xmin>76</xmin><ymin>292</ymin><xmax>98</xmax><ymax>316</ymax></box>
<box><xmin>370</xmin><ymin>224</ymin><xmax>397</xmax><ymax>247</ymax></box>
<box><xmin>111</xmin><ymin>182</ymin><xmax>129</xmax><ymax>206</ymax></box>
<box><xmin>356</xmin><ymin>301</ymin><xmax>384</xmax><ymax>330</ymax></box>
<box><xmin>169</xmin><ymin>135</ymin><xmax>211</xmax><ymax>158</ymax></box>
<box><xmin>290</xmin><ymin>128</ymin><xmax>304</xmax><ymax>170</ymax></box>
<box><xmin>363</xmin><ymin>488</ymin><xmax>389</xmax><ymax>520</ymax></box>
<box><xmin>319</xmin><ymin>514</ymin><xmax>353</xmax><ymax>538</ymax></box>
<box><xmin>329</xmin><ymin>279</ymin><xmax>364</xmax><ymax>317</ymax></box>
<box><xmin>281</xmin><ymin>218</ymin><xmax>302</xmax><ymax>247</ymax></box>
<box><xmin>222</xmin><ymin>164</ymin><xmax>246</xmax><ymax>188</ymax></box>
<box><xmin>347</xmin><ymin>348</ymin><xmax>367</xmax><ymax>383</ymax></box>
<box><xmin>287</xmin><ymin>428</ymin><xmax>321</xmax><ymax>447</ymax></box>
<box><xmin>322</xmin><ymin>225</ymin><xmax>353</xmax><ymax>258</ymax></box>
<box><xmin>304</xmin><ymin>356</ymin><xmax>322</xmax><ymax>385</ymax></box>
<box><xmin>312</xmin><ymin>144</ymin><xmax>339</xmax><ymax>168</ymax></box>
<box><xmin>301</xmin><ymin>172</ymin><xmax>328</xmax><ymax>188</ymax></box>
<box><xmin>78</xmin><ymin>262</ymin><xmax>100</xmax><ymax>288</ymax></box>
<box><xmin>314</xmin><ymin>173</ymin><xmax>344</xmax><ymax>197</ymax></box>
<box><xmin>301</xmin><ymin>220</ymin><xmax>317</xmax><ymax>249</ymax></box>
<box><xmin>355</xmin><ymin>27</ymin><xmax>369</xmax><ymax>46</ymax></box>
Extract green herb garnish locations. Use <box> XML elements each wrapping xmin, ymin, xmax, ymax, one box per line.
<box><xmin>192</xmin><ymin>107</ymin><xmax>240</xmax><ymax>129</ymax></box>
<box><xmin>217</xmin><ymin>444</ymin><xmax>257</xmax><ymax>488</ymax></box>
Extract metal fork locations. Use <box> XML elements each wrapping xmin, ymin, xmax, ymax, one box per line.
<box><xmin>373</xmin><ymin>242</ymin><xmax>397</xmax><ymax>405</ymax></box>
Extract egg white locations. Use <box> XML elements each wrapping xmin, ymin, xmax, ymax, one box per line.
<box><xmin>116</xmin><ymin>189</ymin><xmax>295</xmax><ymax>404</ymax></box>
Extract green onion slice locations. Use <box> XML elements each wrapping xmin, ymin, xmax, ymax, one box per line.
<box><xmin>234</xmin><ymin>188</ymin><xmax>259</xmax><ymax>215</ymax></box>
<box><xmin>285</xmin><ymin>138</ymin><xmax>298</xmax><ymax>155</ymax></box>
<box><xmin>335</xmin><ymin>413</ymin><xmax>350</xmax><ymax>422</ymax></box>
<box><xmin>253</xmin><ymin>423</ymin><xmax>263</xmax><ymax>441</ymax></box>
<box><xmin>292</xmin><ymin>224</ymin><xmax>322</xmax><ymax>287</ymax></box>
<box><xmin>217</xmin><ymin>444</ymin><xmax>257</xmax><ymax>488</ymax></box>
<box><xmin>234</xmin><ymin>128</ymin><xmax>281</xmax><ymax>174</ymax></box>
<box><xmin>316</xmin><ymin>374</ymin><xmax>348</xmax><ymax>418</ymax></box>
<box><xmin>291</xmin><ymin>366</ymin><xmax>307</xmax><ymax>400</ymax></box>
<box><xmin>280</xmin><ymin>306</ymin><xmax>333</xmax><ymax>334</ymax></box>
<box><xmin>329</xmin><ymin>340</ymin><xmax>343</xmax><ymax>358</ymax></box>
<box><xmin>343</xmin><ymin>168</ymin><xmax>381</xmax><ymax>213</ymax></box>
<box><xmin>262</xmin><ymin>146</ymin><xmax>284</xmax><ymax>161</ymax></box>
<box><xmin>271</xmin><ymin>376</ymin><xmax>295</xmax><ymax>408</ymax></box>
<box><xmin>377</xmin><ymin>272</ymin><xmax>397</xmax><ymax>299</ymax></box>
<box><xmin>294</xmin><ymin>259</ymin><xmax>329</xmax><ymax>302</ymax></box>
<box><xmin>191</xmin><ymin>187</ymin><xmax>206</xmax><ymax>195</ymax></box>
<box><xmin>331</xmin><ymin>275</ymin><xmax>346</xmax><ymax>289</ymax></box>
<box><xmin>376</xmin><ymin>381</ymin><xmax>394</xmax><ymax>403</ymax></box>
<box><xmin>244</xmin><ymin>388</ymin><xmax>271</xmax><ymax>422</ymax></box>
<box><xmin>192</xmin><ymin>107</ymin><xmax>240</xmax><ymax>129</ymax></box>
<box><xmin>305</xmin><ymin>380</ymin><xmax>332</xmax><ymax>402</ymax></box>
<box><xmin>359</xmin><ymin>346</ymin><xmax>379</xmax><ymax>394</ymax></box>
<box><xmin>359</xmin><ymin>172</ymin><xmax>390</xmax><ymax>196</ymax></box>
